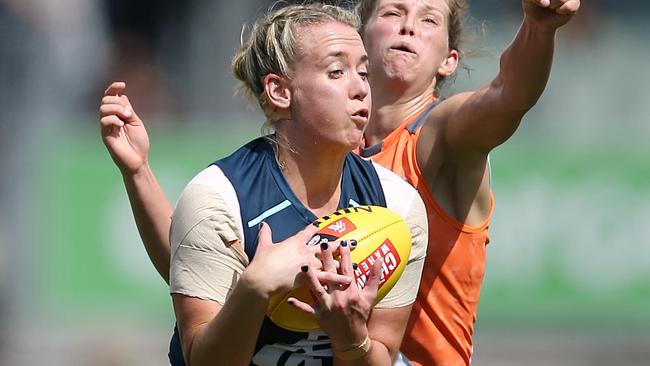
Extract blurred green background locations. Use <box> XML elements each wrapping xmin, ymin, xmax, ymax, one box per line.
<box><xmin>1</xmin><ymin>1</ymin><xmax>649</xmax><ymax>365</ymax></box>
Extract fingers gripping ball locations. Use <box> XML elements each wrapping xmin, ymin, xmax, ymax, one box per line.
<box><xmin>266</xmin><ymin>205</ymin><xmax>412</xmax><ymax>332</ymax></box>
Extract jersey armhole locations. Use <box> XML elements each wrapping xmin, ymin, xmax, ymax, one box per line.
<box><xmin>411</xmin><ymin>134</ymin><xmax>494</xmax><ymax>233</ymax></box>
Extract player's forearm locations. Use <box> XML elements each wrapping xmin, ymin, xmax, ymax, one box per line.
<box><xmin>495</xmin><ymin>17</ymin><xmax>556</xmax><ymax>112</ymax></box>
<box><xmin>441</xmin><ymin>19</ymin><xmax>557</xmax><ymax>156</ymax></box>
<box><xmin>188</xmin><ymin>272</ymin><xmax>269</xmax><ymax>366</ymax></box>
<box><xmin>122</xmin><ymin>163</ymin><xmax>173</xmax><ymax>283</ymax></box>
<box><xmin>333</xmin><ymin>306</ymin><xmax>410</xmax><ymax>366</ymax></box>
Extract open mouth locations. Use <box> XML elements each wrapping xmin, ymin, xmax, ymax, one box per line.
<box><xmin>390</xmin><ymin>43</ymin><xmax>416</xmax><ymax>55</ymax></box>
<box><xmin>353</xmin><ymin>109</ymin><xmax>369</xmax><ymax>119</ymax></box>
<box><xmin>351</xmin><ymin>109</ymin><xmax>369</xmax><ymax>125</ymax></box>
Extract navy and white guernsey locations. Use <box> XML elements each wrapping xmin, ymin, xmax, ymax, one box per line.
<box><xmin>215</xmin><ymin>137</ymin><xmax>386</xmax><ymax>256</ymax></box>
<box><xmin>168</xmin><ymin>137</ymin><xmax>428</xmax><ymax>366</ymax></box>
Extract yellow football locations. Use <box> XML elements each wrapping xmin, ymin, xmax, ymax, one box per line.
<box><xmin>266</xmin><ymin>205</ymin><xmax>412</xmax><ymax>332</ymax></box>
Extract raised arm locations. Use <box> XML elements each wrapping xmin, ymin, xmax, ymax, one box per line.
<box><xmin>439</xmin><ymin>0</ymin><xmax>581</xmax><ymax>157</ymax></box>
<box><xmin>99</xmin><ymin>81</ymin><xmax>173</xmax><ymax>283</ymax></box>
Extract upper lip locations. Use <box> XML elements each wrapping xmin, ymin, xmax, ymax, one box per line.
<box><xmin>390</xmin><ymin>41</ymin><xmax>417</xmax><ymax>55</ymax></box>
<box><xmin>352</xmin><ymin>108</ymin><xmax>369</xmax><ymax>120</ymax></box>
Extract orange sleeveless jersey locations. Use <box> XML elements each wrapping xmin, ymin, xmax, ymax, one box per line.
<box><xmin>357</xmin><ymin>101</ymin><xmax>493</xmax><ymax>366</ymax></box>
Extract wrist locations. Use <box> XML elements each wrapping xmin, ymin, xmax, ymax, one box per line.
<box><xmin>240</xmin><ymin>268</ymin><xmax>272</xmax><ymax>301</ymax></box>
<box><xmin>332</xmin><ymin>334</ymin><xmax>372</xmax><ymax>361</ymax></box>
<box><xmin>522</xmin><ymin>14</ymin><xmax>560</xmax><ymax>36</ymax></box>
<box><xmin>121</xmin><ymin>161</ymin><xmax>151</xmax><ymax>180</ymax></box>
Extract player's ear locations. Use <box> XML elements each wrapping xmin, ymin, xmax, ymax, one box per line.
<box><xmin>263</xmin><ymin>73</ymin><xmax>291</xmax><ymax>110</ymax></box>
<box><xmin>437</xmin><ymin>49</ymin><xmax>459</xmax><ymax>77</ymax></box>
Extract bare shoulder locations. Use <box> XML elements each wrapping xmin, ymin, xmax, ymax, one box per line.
<box><xmin>416</xmin><ymin>91</ymin><xmax>476</xmax><ymax>167</ymax></box>
<box><xmin>419</xmin><ymin>91</ymin><xmax>476</xmax><ymax>138</ymax></box>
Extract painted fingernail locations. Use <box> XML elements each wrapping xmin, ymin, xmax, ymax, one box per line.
<box><xmin>307</xmin><ymin>235</ymin><xmax>319</xmax><ymax>246</ymax></box>
<box><xmin>349</xmin><ymin>239</ymin><xmax>357</xmax><ymax>247</ymax></box>
<box><xmin>340</xmin><ymin>240</ymin><xmax>348</xmax><ymax>247</ymax></box>
<box><xmin>301</xmin><ymin>265</ymin><xmax>309</xmax><ymax>272</ymax></box>
<box><xmin>312</xmin><ymin>220</ymin><xmax>321</xmax><ymax>227</ymax></box>
<box><xmin>258</xmin><ymin>222</ymin><xmax>264</xmax><ymax>230</ymax></box>
<box><xmin>320</xmin><ymin>242</ymin><xmax>328</xmax><ymax>251</ymax></box>
<box><xmin>352</xmin><ymin>263</ymin><xmax>358</xmax><ymax>271</ymax></box>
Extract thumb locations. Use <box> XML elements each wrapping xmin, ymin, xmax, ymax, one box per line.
<box><xmin>278</xmin><ymin>223</ymin><xmax>319</xmax><ymax>247</ymax></box>
<box><xmin>527</xmin><ymin>0</ymin><xmax>550</xmax><ymax>8</ymax></box>
<box><xmin>257</xmin><ymin>222</ymin><xmax>273</xmax><ymax>250</ymax></box>
<box><xmin>295</xmin><ymin>223</ymin><xmax>320</xmax><ymax>244</ymax></box>
<box><xmin>121</xmin><ymin>95</ymin><xmax>141</xmax><ymax>124</ymax></box>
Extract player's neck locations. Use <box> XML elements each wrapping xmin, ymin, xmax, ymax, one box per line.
<box><xmin>364</xmin><ymin>86</ymin><xmax>435</xmax><ymax>147</ymax></box>
<box><xmin>277</xmin><ymin>144</ymin><xmax>345</xmax><ymax>216</ymax></box>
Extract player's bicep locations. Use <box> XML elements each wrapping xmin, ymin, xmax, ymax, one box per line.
<box><xmin>442</xmin><ymin>85</ymin><xmax>525</xmax><ymax>157</ymax></box>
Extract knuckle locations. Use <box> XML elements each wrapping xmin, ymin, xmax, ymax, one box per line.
<box><xmin>331</xmin><ymin>297</ymin><xmax>347</xmax><ymax>309</ymax></box>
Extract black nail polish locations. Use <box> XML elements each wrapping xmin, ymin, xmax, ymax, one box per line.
<box><xmin>349</xmin><ymin>239</ymin><xmax>357</xmax><ymax>247</ymax></box>
<box><xmin>258</xmin><ymin>222</ymin><xmax>264</xmax><ymax>230</ymax></box>
<box><xmin>352</xmin><ymin>263</ymin><xmax>358</xmax><ymax>271</ymax></box>
<box><xmin>340</xmin><ymin>240</ymin><xmax>348</xmax><ymax>247</ymax></box>
<box><xmin>301</xmin><ymin>265</ymin><xmax>309</xmax><ymax>272</ymax></box>
<box><xmin>320</xmin><ymin>242</ymin><xmax>329</xmax><ymax>251</ymax></box>
<box><xmin>312</xmin><ymin>220</ymin><xmax>321</xmax><ymax>227</ymax></box>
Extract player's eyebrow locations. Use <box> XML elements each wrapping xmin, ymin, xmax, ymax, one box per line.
<box><xmin>320</xmin><ymin>50</ymin><xmax>369</xmax><ymax>65</ymax></box>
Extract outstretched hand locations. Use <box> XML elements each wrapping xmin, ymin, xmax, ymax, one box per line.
<box><xmin>523</xmin><ymin>0</ymin><xmax>580</xmax><ymax>30</ymax></box>
<box><xmin>99</xmin><ymin>81</ymin><xmax>150</xmax><ymax>175</ymax></box>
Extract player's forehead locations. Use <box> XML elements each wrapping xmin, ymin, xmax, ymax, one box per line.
<box><xmin>374</xmin><ymin>0</ymin><xmax>450</xmax><ymax>14</ymax></box>
<box><xmin>296</xmin><ymin>21</ymin><xmax>366</xmax><ymax>64</ymax></box>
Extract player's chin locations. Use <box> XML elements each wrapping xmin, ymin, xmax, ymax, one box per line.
<box><xmin>345</xmin><ymin>134</ymin><xmax>364</xmax><ymax>151</ymax></box>
<box><xmin>332</xmin><ymin>129</ymin><xmax>365</xmax><ymax>152</ymax></box>
<box><xmin>350</xmin><ymin>114</ymin><xmax>369</xmax><ymax>129</ymax></box>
